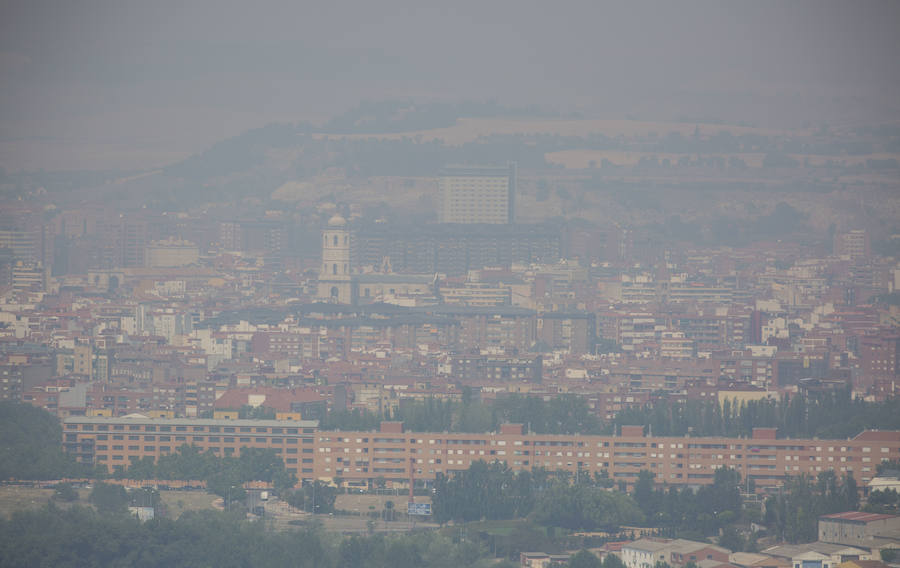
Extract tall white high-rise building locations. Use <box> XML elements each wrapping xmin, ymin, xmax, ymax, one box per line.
<box><xmin>437</xmin><ymin>163</ymin><xmax>516</xmax><ymax>224</ymax></box>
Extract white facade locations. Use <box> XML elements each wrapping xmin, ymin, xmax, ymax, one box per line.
<box><xmin>317</xmin><ymin>215</ymin><xmax>354</xmax><ymax>304</ymax></box>
<box><xmin>621</xmin><ymin>540</ymin><xmax>672</xmax><ymax>568</ymax></box>
<box><xmin>144</xmin><ymin>239</ymin><xmax>199</xmax><ymax>268</ymax></box>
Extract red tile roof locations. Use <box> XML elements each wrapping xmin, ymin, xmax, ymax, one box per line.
<box><xmin>853</xmin><ymin>430</ymin><xmax>900</xmax><ymax>442</ymax></box>
<box><xmin>213</xmin><ymin>387</ymin><xmax>325</xmax><ymax>412</ymax></box>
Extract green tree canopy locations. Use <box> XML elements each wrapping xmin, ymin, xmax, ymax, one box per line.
<box><xmin>0</xmin><ymin>402</ymin><xmax>88</xmax><ymax>480</ymax></box>
<box><xmin>89</xmin><ymin>482</ymin><xmax>129</xmax><ymax>514</ymax></box>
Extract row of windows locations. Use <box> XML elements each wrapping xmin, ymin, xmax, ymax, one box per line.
<box><xmin>78</xmin><ymin>433</ymin><xmax>313</xmax><ymax>443</ymax></box>
<box><xmin>70</xmin><ymin>424</ymin><xmax>309</xmax><ymax>435</ymax></box>
<box><xmin>96</xmin><ymin>446</ymin><xmax>313</xmax><ymax>456</ymax></box>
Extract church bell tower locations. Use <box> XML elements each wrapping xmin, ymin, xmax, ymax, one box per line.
<box><xmin>317</xmin><ymin>214</ymin><xmax>353</xmax><ymax>304</ymax></box>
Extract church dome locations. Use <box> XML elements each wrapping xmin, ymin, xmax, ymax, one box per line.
<box><xmin>327</xmin><ymin>214</ymin><xmax>347</xmax><ymax>227</ymax></box>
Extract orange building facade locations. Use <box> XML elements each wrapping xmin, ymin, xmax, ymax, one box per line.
<box><xmin>62</xmin><ymin>417</ymin><xmax>900</xmax><ymax>492</ymax></box>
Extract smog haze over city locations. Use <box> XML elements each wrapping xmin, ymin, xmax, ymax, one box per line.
<box><xmin>1</xmin><ymin>2</ymin><xmax>900</xmax><ymax>567</ymax></box>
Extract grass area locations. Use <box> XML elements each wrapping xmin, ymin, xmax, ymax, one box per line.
<box><xmin>334</xmin><ymin>493</ymin><xmax>431</xmax><ymax>516</ymax></box>
<box><xmin>0</xmin><ymin>485</ymin><xmax>220</xmax><ymax>520</ymax></box>
<box><xmin>437</xmin><ymin>518</ymin><xmax>535</xmax><ymax>537</ymax></box>
<box><xmin>159</xmin><ymin>490</ymin><xmax>220</xmax><ymax>518</ymax></box>
<box><xmin>0</xmin><ymin>486</ymin><xmax>55</xmax><ymax>518</ymax></box>
<box><xmin>465</xmin><ymin>519</ymin><xmax>532</xmax><ymax>536</ymax></box>
<box><xmin>313</xmin><ymin>117</ymin><xmax>793</xmax><ymax>145</ymax></box>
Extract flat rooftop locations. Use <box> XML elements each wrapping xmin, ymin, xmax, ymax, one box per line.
<box><xmin>820</xmin><ymin>511</ymin><xmax>897</xmax><ymax>522</ymax></box>
<box><xmin>63</xmin><ymin>415</ymin><xmax>319</xmax><ymax>429</ymax></box>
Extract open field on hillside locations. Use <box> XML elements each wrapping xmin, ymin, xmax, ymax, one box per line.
<box><xmin>0</xmin><ymin>486</ymin><xmax>55</xmax><ymax>518</ymax></box>
<box><xmin>544</xmin><ymin>149</ymin><xmax>900</xmax><ymax>170</ymax></box>
<box><xmin>160</xmin><ymin>490</ymin><xmax>220</xmax><ymax>518</ymax></box>
<box><xmin>311</xmin><ymin>117</ymin><xmax>796</xmax><ymax>144</ymax></box>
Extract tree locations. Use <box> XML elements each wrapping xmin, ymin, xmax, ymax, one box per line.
<box><xmin>273</xmin><ymin>469</ymin><xmax>298</xmax><ymax>496</ymax></box>
<box><xmin>126</xmin><ymin>456</ymin><xmax>157</xmax><ymax>480</ymax></box>
<box><xmin>864</xmin><ymin>489</ymin><xmax>899</xmax><ymax>514</ymax></box>
<box><xmin>633</xmin><ymin>470</ymin><xmax>656</xmax><ymax>517</ymax></box>
<box><xmin>284</xmin><ymin>489</ymin><xmax>304</xmax><ymax>510</ymax></box>
<box><xmin>718</xmin><ymin>526</ymin><xmax>744</xmax><ymax>552</ymax></box>
<box><xmin>569</xmin><ymin>549</ymin><xmax>602</xmax><ymax>568</ymax></box>
<box><xmin>238</xmin><ymin>405</ymin><xmax>276</xmax><ymax>419</ymax></box>
<box><xmin>695</xmin><ymin>467</ymin><xmax>742</xmax><ymax>531</ymax></box>
<box><xmin>89</xmin><ymin>482</ymin><xmax>129</xmax><ymax>514</ymax></box>
<box><xmin>603</xmin><ymin>555</ymin><xmax>627</xmax><ymax>568</ymax></box>
<box><xmin>0</xmin><ymin>402</ymin><xmax>87</xmax><ymax>480</ymax></box>
<box><xmin>533</xmin><ymin>483</ymin><xmax>644</xmax><ymax>530</ymax></box>
<box><xmin>877</xmin><ymin>460</ymin><xmax>900</xmax><ymax>475</ymax></box>
<box><xmin>303</xmin><ymin>480</ymin><xmax>337</xmax><ymax>514</ymax></box>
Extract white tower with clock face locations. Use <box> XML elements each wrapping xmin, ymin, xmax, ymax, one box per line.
<box><xmin>317</xmin><ymin>214</ymin><xmax>354</xmax><ymax>304</ymax></box>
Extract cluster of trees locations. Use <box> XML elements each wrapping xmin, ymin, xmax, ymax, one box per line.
<box><xmin>87</xmin><ymin>482</ymin><xmax>161</xmax><ymax>515</ymax></box>
<box><xmin>283</xmin><ymin>480</ymin><xmax>338</xmax><ymax>514</ymax></box>
<box><xmin>764</xmin><ymin>471</ymin><xmax>859</xmax><ymax>543</ymax></box>
<box><xmin>532</xmin><ymin>483</ymin><xmax>644</xmax><ymax>531</ymax></box>
<box><xmin>632</xmin><ymin>468</ymin><xmax>743</xmax><ymax>540</ymax></box>
<box><xmin>0</xmin><ymin>401</ymin><xmax>99</xmax><ymax>480</ymax></box>
<box><xmin>431</xmin><ymin>461</ymin><xmax>641</xmax><ymax>532</ymax></box>
<box><xmin>613</xmin><ymin>390</ymin><xmax>900</xmax><ymax>439</ymax></box>
<box><xmin>238</xmin><ymin>405</ymin><xmax>276</xmax><ymax>419</ymax></box>
<box><xmin>863</xmin><ymin>488</ymin><xmax>899</xmax><ymax>514</ymax></box>
<box><xmin>432</xmin><ymin>460</ymin><xmax>870</xmax><ymax>551</ymax></box>
<box><xmin>324</xmin><ymin>390</ymin><xmax>900</xmax><ymax>442</ymax></box>
<box><xmin>864</xmin><ymin>463</ymin><xmax>900</xmax><ymax>515</ymax></box>
<box><xmin>0</xmin><ymin>505</ymin><xmax>514</xmax><ymax>568</ymax></box>
<box><xmin>432</xmin><ymin>461</ymin><xmax>540</xmax><ymax>523</ymax></box>
<box><xmin>115</xmin><ymin>445</ymin><xmax>297</xmax><ymax>503</ymax></box>
<box><xmin>324</xmin><ymin>394</ymin><xmax>605</xmax><ymax>435</ymax></box>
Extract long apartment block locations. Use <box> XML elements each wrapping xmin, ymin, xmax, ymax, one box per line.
<box><xmin>62</xmin><ymin>417</ymin><xmax>900</xmax><ymax>491</ymax></box>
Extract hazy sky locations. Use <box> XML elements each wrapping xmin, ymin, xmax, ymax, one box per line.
<box><xmin>1</xmin><ymin>0</ymin><xmax>899</xmax><ymax>171</ymax></box>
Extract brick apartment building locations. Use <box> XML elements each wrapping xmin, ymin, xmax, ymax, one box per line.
<box><xmin>62</xmin><ymin>417</ymin><xmax>900</xmax><ymax>492</ymax></box>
